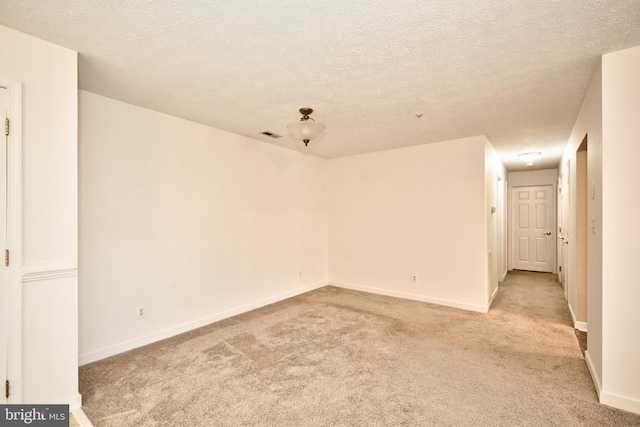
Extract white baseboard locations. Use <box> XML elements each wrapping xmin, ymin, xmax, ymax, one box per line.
<box><xmin>79</xmin><ymin>281</ymin><xmax>328</xmax><ymax>365</ymax></box>
<box><xmin>585</xmin><ymin>350</ymin><xmax>601</xmax><ymax>398</ymax></box>
<box><xmin>68</xmin><ymin>393</ymin><xmax>82</xmax><ymax>410</ymax></box>
<box><xmin>574</xmin><ymin>321</ymin><xmax>588</xmax><ymax>332</ymax></box>
<box><xmin>330</xmin><ymin>281</ymin><xmax>489</xmax><ymax>313</ymax></box>
<box><xmin>600</xmin><ymin>390</ymin><xmax>640</xmax><ymax>415</ymax></box>
<box><xmin>568</xmin><ymin>303</ymin><xmax>588</xmax><ymax>332</ymax></box>
<box><xmin>585</xmin><ymin>350</ymin><xmax>640</xmax><ymax>415</ymax></box>
<box><xmin>488</xmin><ymin>285</ymin><xmax>499</xmax><ymax>309</ymax></box>
<box><xmin>72</xmin><ymin>408</ymin><xmax>94</xmax><ymax>427</ymax></box>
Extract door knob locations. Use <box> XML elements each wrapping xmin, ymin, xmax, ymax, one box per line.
<box><xmin>544</xmin><ymin>231</ymin><xmax>552</xmax><ymax>235</ymax></box>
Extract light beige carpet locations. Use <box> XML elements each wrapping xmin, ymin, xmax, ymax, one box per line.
<box><xmin>80</xmin><ymin>271</ymin><xmax>640</xmax><ymax>426</ymax></box>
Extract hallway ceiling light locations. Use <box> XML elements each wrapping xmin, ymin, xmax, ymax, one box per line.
<box><xmin>287</xmin><ymin>108</ymin><xmax>325</xmax><ymax>146</ymax></box>
<box><xmin>518</xmin><ymin>152</ymin><xmax>542</xmax><ymax>166</ymax></box>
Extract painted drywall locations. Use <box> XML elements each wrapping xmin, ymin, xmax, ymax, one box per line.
<box><xmin>0</xmin><ymin>25</ymin><xmax>79</xmax><ymax>406</ymax></box>
<box><xmin>575</xmin><ymin>149</ymin><xmax>588</xmax><ymax>326</ymax></box>
<box><xmin>485</xmin><ymin>141</ymin><xmax>507</xmax><ymax>300</ymax></box>
<box><xmin>328</xmin><ymin>136</ymin><xmax>499</xmax><ymax>312</ymax></box>
<box><xmin>508</xmin><ymin>169</ymin><xmax>558</xmax><ymax>187</ymax></box>
<box><xmin>560</xmin><ymin>61</ymin><xmax>603</xmax><ymax>395</ymax></box>
<box><xmin>559</xmin><ymin>48</ymin><xmax>640</xmax><ymax>414</ymax></box>
<box><xmin>600</xmin><ymin>45</ymin><xmax>640</xmax><ymax>413</ymax></box>
<box><xmin>78</xmin><ymin>91</ymin><xmax>329</xmax><ymax>364</ymax></box>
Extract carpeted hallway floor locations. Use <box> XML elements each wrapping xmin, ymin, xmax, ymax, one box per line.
<box><xmin>79</xmin><ymin>271</ymin><xmax>640</xmax><ymax>426</ymax></box>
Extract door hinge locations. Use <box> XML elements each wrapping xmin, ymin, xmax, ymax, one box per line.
<box><xmin>4</xmin><ymin>118</ymin><xmax>8</xmax><ymax>136</ymax></box>
<box><xmin>559</xmin><ymin>266</ymin><xmax>562</xmax><ymax>272</ymax></box>
<box><xmin>5</xmin><ymin>380</ymin><xmax>9</xmax><ymax>399</ymax></box>
<box><xmin>4</xmin><ymin>249</ymin><xmax>8</xmax><ymax>267</ymax></box>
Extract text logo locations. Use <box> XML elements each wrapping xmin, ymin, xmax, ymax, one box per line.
<box><xmin>0</xmin><ymin>405</ymin><xmax>68</xmax><ymax>427</ymax></box>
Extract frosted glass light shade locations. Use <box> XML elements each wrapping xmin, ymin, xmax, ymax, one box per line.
<box><xmin>287</xmin><ymin>120</ymin><xmax>325</xmax><ymax>142</ymax></box>
<box><xmin>517</xmin><ymin>152</ymin><xmax>541</xmax><ymax>163</ymax></box>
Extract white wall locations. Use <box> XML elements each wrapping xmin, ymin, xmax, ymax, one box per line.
<box><xmin>600</xmin><ymin>45</ymin><xmax>640</xmax><ymax>413</ymax></box>
<box><xmin>508</xmin><ymin>169</ymin><xmax>558</xmax><ymax>188</ymax></box>
<box><xmin>0</xmin><ymin>25</ymin><xmax>79</xmax><ymax>406</ymax></box>
<box><xmin>485</xmin><ymin>141</ymin><xmax>507</xmax><ymax>298</ymax></box>
<box><xmin>561</xmin><ymin>45</ymin><xmax>640</xmax><ymax>415</ymax></box>
<box><xmin>560</xmin><ymin>63</ymin><xmax>603</xmax><ymax>392</ymax></box>
<box><xmin>328</xmin><ymin>136</ymin><xmax>500</xmax><ymax>313</ymax></box>
<box><xmin>78</xmin><ymin>91</ymin><xmax>329</xmax><ymax>364</ymax></box>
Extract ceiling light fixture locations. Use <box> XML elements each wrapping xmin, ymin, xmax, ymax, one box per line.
<box><xmin>287</xmin><ymin>108</ymin><xmax>325</xmax><ymax>146</ymax></box>
<box><xmin>518</xmin><ymin>152</ymin><xmax>542</xmax><ymax>166</ymax></box>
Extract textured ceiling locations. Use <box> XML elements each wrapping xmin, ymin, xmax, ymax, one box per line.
<box><xmin>2</xmin><ymin>1</ymin><xmax>640</xmax><ymax>170</ymax></box>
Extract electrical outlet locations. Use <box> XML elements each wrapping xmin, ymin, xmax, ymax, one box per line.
<box><xmin>137</xmin><ymin>306</ymin><xmax>146</xmax><ymax>319</ymax></box>
<box><xmin>412</xmin><ymin>274</ymin><xmax>418</xmax><ymax>284</ymax></box>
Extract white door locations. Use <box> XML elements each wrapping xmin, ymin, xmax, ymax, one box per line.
<box><xmin>512</xmin><ymin>185</ymin><xmax>555</xmax><ymax>272</ymax></box>
<box><xmin>0</xmin><ymin>87</ymin><xmax>7</xmax><ymax>404</ymax></box>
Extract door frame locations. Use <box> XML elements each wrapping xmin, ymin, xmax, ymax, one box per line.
<box><xmin>0</xmin><ymin>79</ymin><xmax>23</xmax><ymax>403</ymax></box>
<box><xmin>559</xmin><ymin>161</ymin><xmax>570</xmax><ymax>300</ymax></box>
<box><xmin>509</xmin><ymin>184</ymin><xmax>557</xmax><ymax>273</ymax></box>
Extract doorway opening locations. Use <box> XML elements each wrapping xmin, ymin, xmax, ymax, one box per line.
<box><xmin>575</xmin><ymin>136</ymin><xmax>588</xmax><ymax>332</ymax></box>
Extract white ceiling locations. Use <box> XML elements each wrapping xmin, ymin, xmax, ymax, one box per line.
<box><xmin>2</xmin><ymin>1</ymin><xmax>640</xmax><ymax>170</ymax></box>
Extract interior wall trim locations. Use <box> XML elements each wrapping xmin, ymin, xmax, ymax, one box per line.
<box><xmin>488</xmin><ymin>284</ymin><xmax>499</xmax><ymax>308</ymax></box>
<box><xmin>573</xmin><ymin>321</ymin><xmax>588</xmax><ymax>332</ymax></box>
<box><xmin>68</xmin><ymin>393</ymin><xmax>82</xmax><ymax>411</ymax></box>
<box><xmin>71</xmin><ymin>408</ymin><xmax>92</xmax><ymax>427</ymax></box>
<box><xmin>585</xmin><ymin>350</ymin><xmax>601</xmax><ymax>398</ymax></box>
<box><xmin>599</xmin><ymin>389</ymin><xmax>640</xmax><ymax>415</ymax></box>
<box><xmin>22</xmin><ymin>260</ymin><xmax>78</xmax><ymax>282</ymax></box>
<box><xmin>331</xmin><ymin>281</ymin><xmax>489</xmax><ymax>313</ymax></box>
<box><xmin>568</xmin><ymin>303</ymin><xmax>588</xmax><ymax>332</ymax></box>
